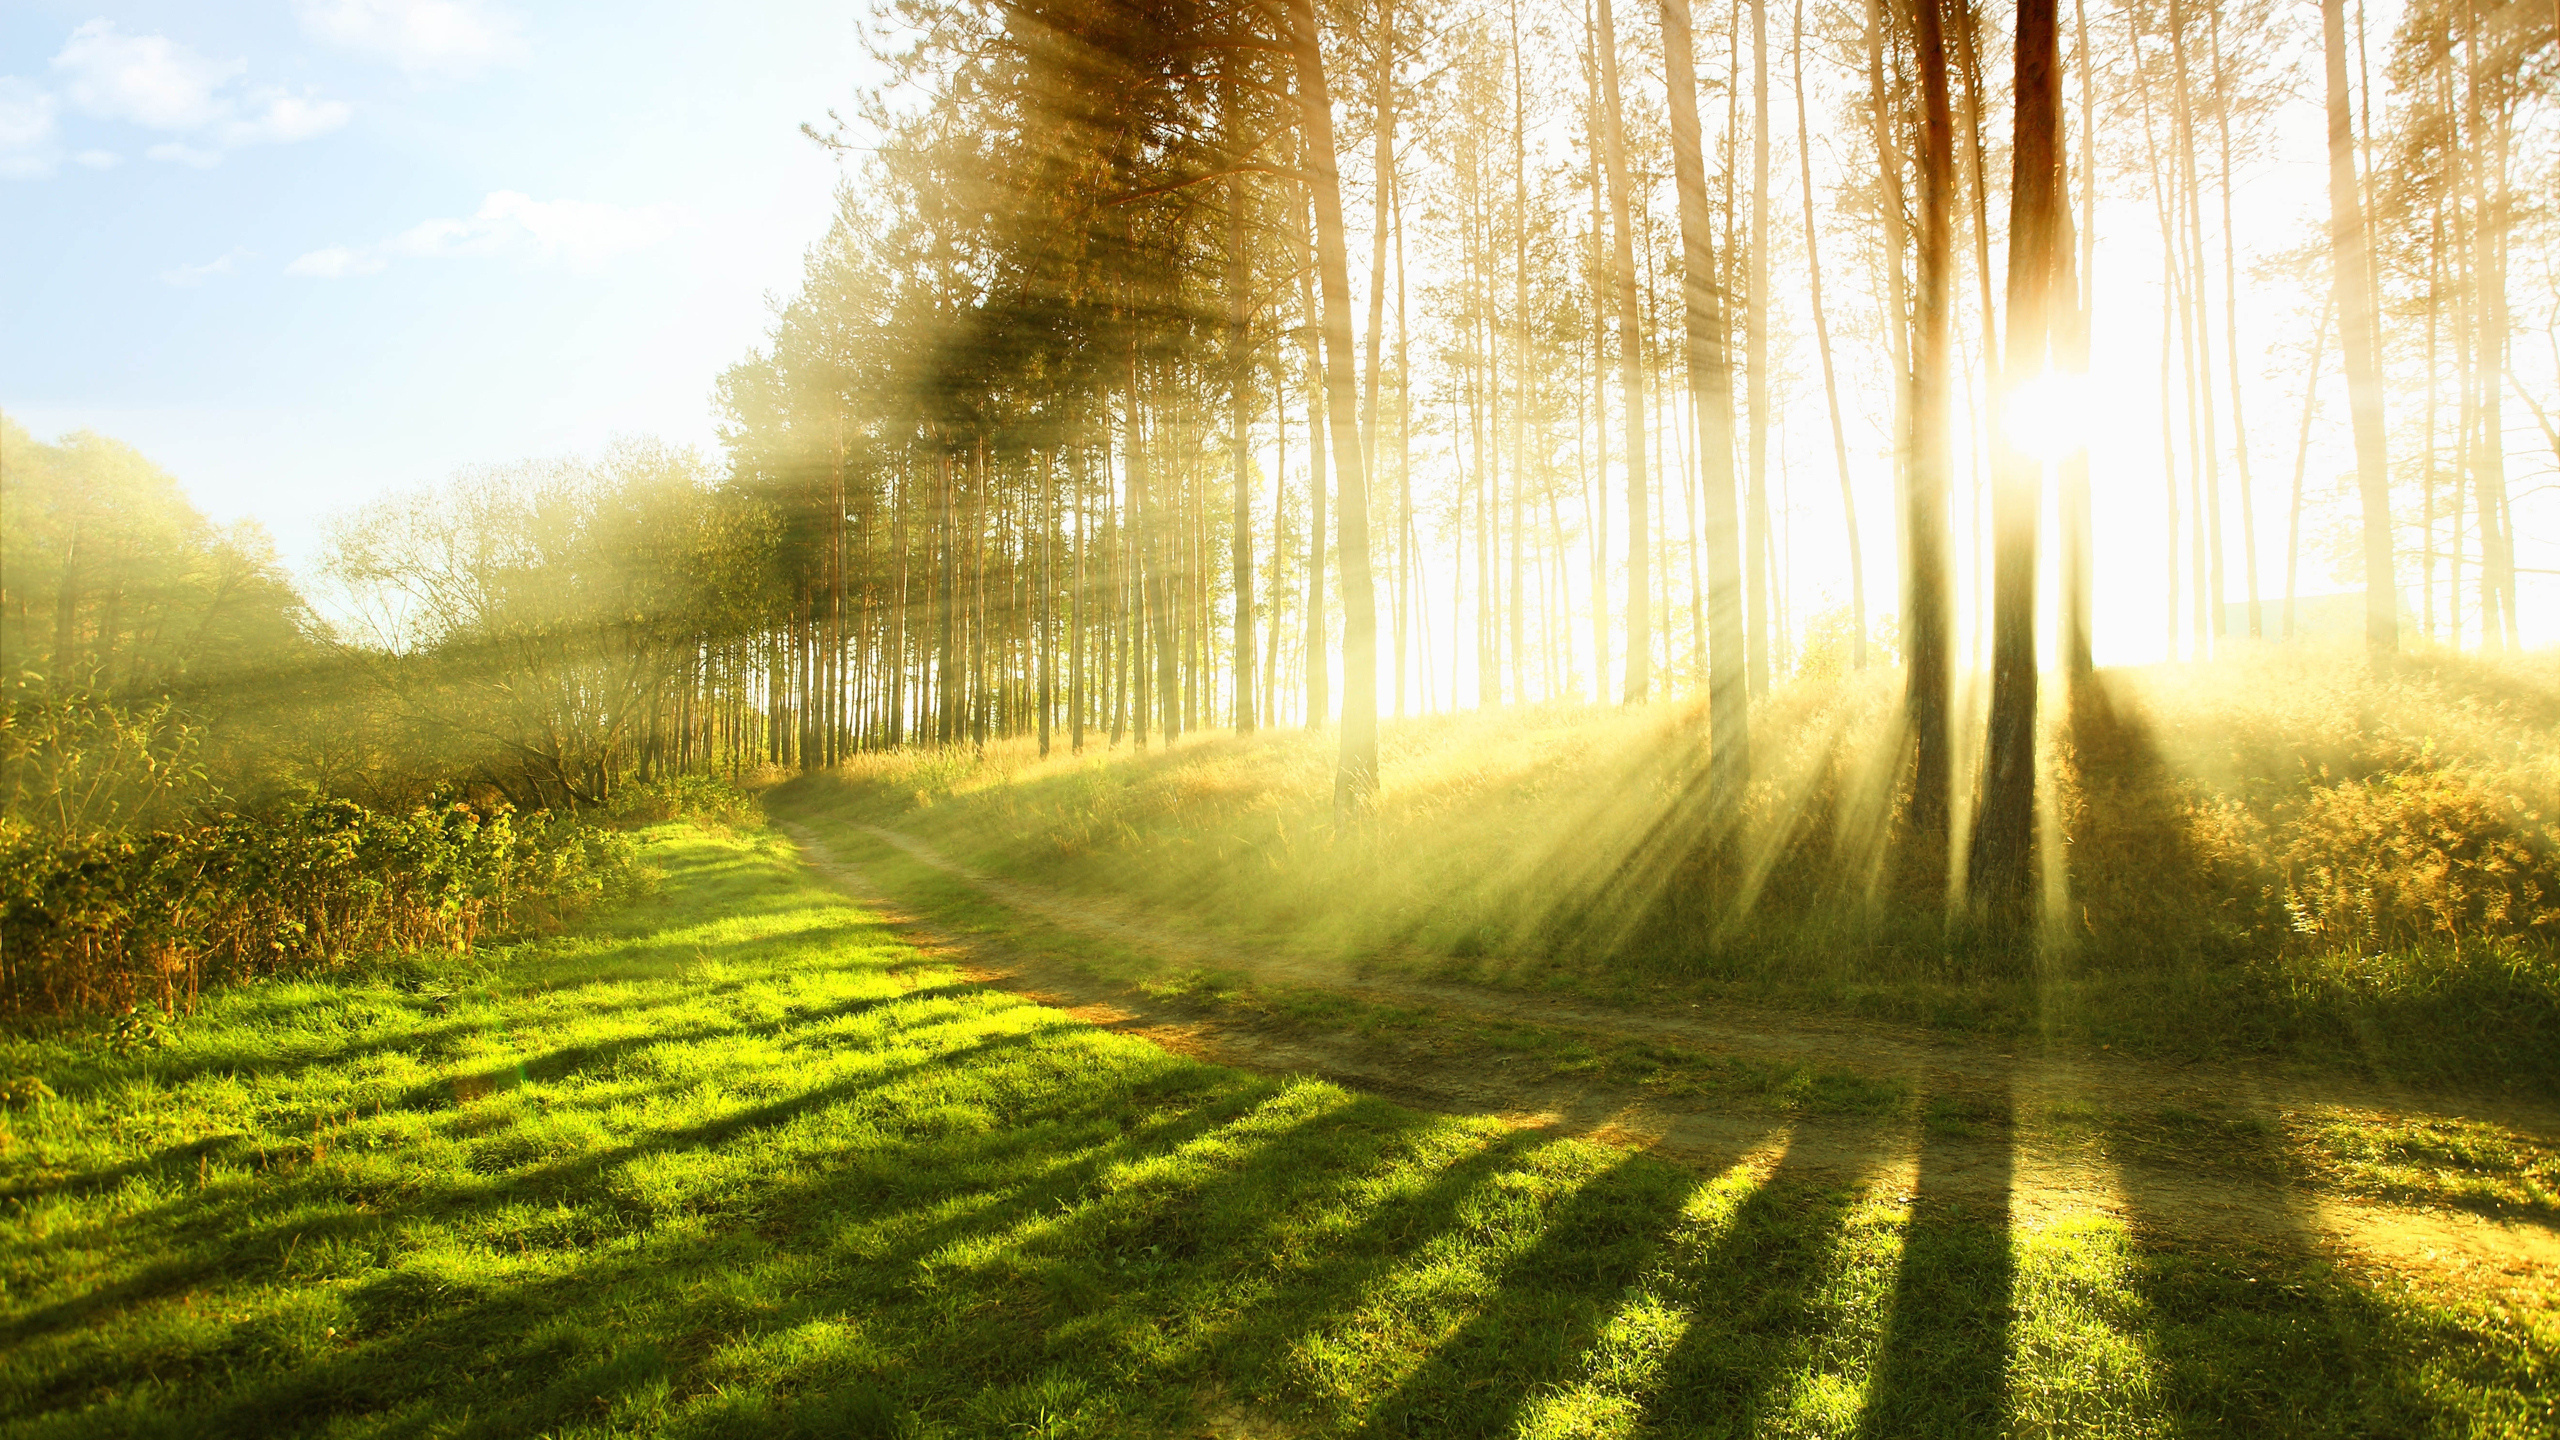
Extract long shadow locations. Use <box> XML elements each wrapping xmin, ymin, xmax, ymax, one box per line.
<box><xmin>2105</xmin><ymin>1095</ymin><xmax>2485</xmax><ymax>1434</ymax></box>
<box><xmin>5</xmin><ymin>975</ymin><xmax>1001</xmax><ymax>1228</ymax></box>
<box><xmin>2059</xmin><ymin>673</ymin><xmax>2232</xmax><ymax>970</ymax></box>
<box><xmin>1345</xmin><ymin>1148</ymin><xmax>1701</xmax><ymax>1437</ymax></box>
<box><xmin>1626</xmin><ymin>1121</ymin><xmax>1895</xmax><ymax>1433</ymax></box>
<box><xmin>95</xmin><ymin>922</ymin><xmax>911</xmax><ymax>1100</ymax></box>
<box><xmin>0</xmin><ymin>990</ymin><xmax>1063</xmax><ymax>1348</ymax></box>
<box><xmin>1857</xmin><ymin>1079</ymin><xmax>2015</xmax><ymax>1439</ymax></box>
<box><xmin>155</xmin><ymin>1059</ymin><xmax>1305</xmax><ymax>1436</ymax></box>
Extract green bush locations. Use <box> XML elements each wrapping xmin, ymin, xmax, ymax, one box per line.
<box><xmin>604</xmin><ymin>773</ymin><xmax>761</xmax><ymax>831</ymax></box>
<box><xmin>0</xmin><ymin>798</ymin><xmax>641</xmax><ymax>1017</ymax></box>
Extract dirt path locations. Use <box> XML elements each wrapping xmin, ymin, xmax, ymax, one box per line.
<box><xmin>780</xmin><ymin>819</ymin><xmax>2560</xmax><ymax>1297</ymax></box>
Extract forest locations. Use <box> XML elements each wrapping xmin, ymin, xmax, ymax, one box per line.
<box><xmin>3</xmin><ymin>0</ymin><xmax>2558</xmax><ymax>1433</ymax></box>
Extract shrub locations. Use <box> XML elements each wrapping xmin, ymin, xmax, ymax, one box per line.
<box><xmin>604</xmin><ymin>773</ymin><xmax>761</xmax><ymax>831</ymax></box>
<box><xmin>0</xmin><ymin>798</ymin><xmax>641</xmax><ymax>1017</ymax></box>
<box><xmin>2278</xmin><ymin>771</ymin><xmax>2560</xmax><ymax>951</ymax></box>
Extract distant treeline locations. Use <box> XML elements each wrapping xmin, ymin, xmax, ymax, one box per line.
<box><xmin>1</xmin><ymin>419</ymin><xmax>659</xmax><ymax>1015</ymax></box>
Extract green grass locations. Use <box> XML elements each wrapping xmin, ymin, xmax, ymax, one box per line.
<box><xmin>1</xmin><ymin>824</ymin><xmax>2552</xmax><ymax>1437</ymax></box>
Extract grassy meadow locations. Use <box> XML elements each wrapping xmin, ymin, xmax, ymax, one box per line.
<box><xmin>783</xmin><ymin>650</ymin><xmax>2560</xmax><ymax>1093</ymax></box>
<box><xmin>4</xmin><ymin>821</ymin><xmax>2554</xmax><ymax>1438</ymax></box>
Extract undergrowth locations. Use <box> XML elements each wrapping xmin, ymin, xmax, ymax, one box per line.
<box><xmin>785</xmin><ymin>649</ymin><xmax>2560</xmax><ymax>1090</ymax></box>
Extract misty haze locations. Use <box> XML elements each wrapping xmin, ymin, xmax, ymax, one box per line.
<box><xmin>3</xmin><ymin>0</ymin><xmax>2557</xmax><ymax>1434</ymax></box>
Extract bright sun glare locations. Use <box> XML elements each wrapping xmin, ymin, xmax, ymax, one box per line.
<box><xmin>2002</xmin><ymin>369</ymin><xmax>2094</xmax><ymax>467</ymax></box>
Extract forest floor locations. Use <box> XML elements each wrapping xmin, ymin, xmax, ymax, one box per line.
<box><xmin>776</xmin><ymin>813</ymin><xmax>2560</xmax><ymax>1302</ymax></box>
<box><xmin>4</xmin><ymin>819</ymin><xmax>2555</xmax><ymax>1438</ymax></box>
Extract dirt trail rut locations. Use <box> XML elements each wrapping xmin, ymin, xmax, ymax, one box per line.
<box><xmin>780</xmin><ymin>819</ymin><xmax>2560</xmax><ymax>1296</ymax></box>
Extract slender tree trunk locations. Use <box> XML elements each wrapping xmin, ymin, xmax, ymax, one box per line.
<box><xmin>1299</xmin><ymin>171</ymin><xmax>1332</xmax><ymax>729</ymax></box>
<box><xmin>2322</xmin><ymin>0</ymin><xmax>2394</xmax><ymax>658</ymax></box>
<box><xmin>2208</xmin><ymin>7</ymin><xmax>2262</xmax><ymax>640</ymax></box>
<box><xmin>1230</xmin><ymin>143</ymin><xmax>1259</xmax><ymax>731</ymax></box>
<box><xmin>935</xmin><ymin>451</ymin><xmax>960</xmax><ymax>745</ymax></box>
<box><xmin>2060</xmin><ymin>0</ymin><xmax>2096</xmax><ymax>681</ymax></box>
<box><xmin>2464</xmin><ymin>2</ymin><xmax>2516</xmax><ymax>650</ymax></box>
<box><xmin>1288</xmin><ymin>0</ymin><xmax>1381</xmax><ymax>818</ymax></box>
<box><xmin>1395</xmin><ymin>165</ymin><xmax>1413</xmax><ymax>718</ymax></box>
<box><xmin>1865</xmin><ymin>0</ymin><xmax>1911</xmax><ymax>381</ymax></box>
<box><xmin>1582</xmin><ymin>11</ymin><xmax>1610</xmax><ymax>703</ymax></box>
<box><xmin>1970</xmin><ymin>0</ymin><xmax>2064</xmax><ymax>919</ymax></box>
<box><xmin>2284</xmin><ymin>296</ymin><xmax>2333</xmax><ymax>641</ymax></box>
<box><xmin>1148</xmin><ymin>372</ymin><xmax>1182</xmax><ymax>744</ymax></box>
<box><xmin>1070</xmin><ymin>450</ymin><xmax>1085</xmax><ymax>750</ymax></box>
<box><xmin>1665</xmin><ymin>0</ymin><xmax>1749</xmax><ymax>827</ymax></box>
<box><xmin>1905</xmin><ymin>0</ymin><xmax>1956</xmax><ymax>902</ymax></box>
<box><xmin>2168</xmin><ymin>0</ymin><xmax>2226</xmax><ymax>649</ymax></box>
<box><xmin>1362</xmin><ymin>0</ymin><xmax>1396</xmax><ymax>554</ymax></box>
<box><xmin>1510</xmin><ymin>0</ymin><xmax>1532</xmax><ymax>704</ymax></box>
<box><xmin>1796</xmin><ymin>0</ymin><xmax>1864</xmax><ymax>671</ymax></box>
<box><xmin>1597</xmin><ymin>0</ymin><xmax>1652</xmax><ymax>703</ymax></box>
<box><xmin>1746</xmin><ymin>0</ymin><xmax>1772</xmax><ymax>697</ymax></box>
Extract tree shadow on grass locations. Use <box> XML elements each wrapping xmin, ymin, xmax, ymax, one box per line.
<box><xmin>1342</xmin><ymin>1147</ymin><xmax>1704</xmax><ymax>1437</ymax></box>
<box><xmin>2105</xmin><ymin>1098</ymin><xmax>2517</xmax><ymax>1435</ymax></box>
<box><xmin>1855</xmin><ymin>1079</ymin><xmax>2014</xmax><ymax>1439</ymax></box>
<box><xmin>0</xmin><ymin>988</ymin><xmax>1076</xmax><ymax>1350</ymax></box>
<box><xmin>1629</xmin><ymin>1120</ymin><xmax>1897</xmax><ymax>1435</ymax></box>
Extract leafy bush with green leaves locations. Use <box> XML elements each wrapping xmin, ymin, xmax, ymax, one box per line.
<box><xmin>604</xmin><ymin>773</ymin><xmax>762</xmax><ymax>831</ymax></box>
<box><xmin>0</xmin><ymin>799</ymin><xmax>641</xmax><ymax>1017</ymax></box>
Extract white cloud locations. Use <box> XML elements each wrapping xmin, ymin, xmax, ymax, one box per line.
<box><xmin>222</xmin><ymin>89</ymin><xmax>352</xmax><ymax>146</ymax></box>
<box><xmin>161</xmin><ymin>249</ymin><xmax>249</xmax><ymax>286</ymax></box>
<box><xmin>0</xmin><ymin>77</ymin><xmax>59</xmax><ymax>179</ymax></box>
<box><xmin>52</xmin><ymin>21</ymin><xmax>240</xmax><ymax>131</ymax></box>
<box><xmin>297</xmin><ymin>0</ymin><xmax>527</xmax><ymax>79</ymax></box>
<box><xmin>74</xmin><ymin>148</ymin><xmax>120</xmax><ymax>168</ymax></box>
<box><xmin>290</xmin><ymin>191</ymin><xmax>683</xmax><ymax>277</ymax></box>
<box><xmin>146</xmin><ymin>141</ymin><xmax>223</xmax><ymax>168</ymax></box>
<box><xmin>285</xmin><ymin>245</ymin><xmax>387</xmax><ymax>278</ymax></box>
<box><xmin>36</xmin><ymin>22</ymin><xmax>348</xmax><ymax>172</ymax></box>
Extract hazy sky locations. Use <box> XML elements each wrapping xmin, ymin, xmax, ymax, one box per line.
<box><xmin>3</xmin><ymin>0</ymin><xmax>868</xmax><ymax>572</ymax></box>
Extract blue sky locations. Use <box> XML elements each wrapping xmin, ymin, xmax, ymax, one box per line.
<box><xmin>3</xmin><ymin>0</ymin><xmax>872</xmax><ymax>576</ymax></box>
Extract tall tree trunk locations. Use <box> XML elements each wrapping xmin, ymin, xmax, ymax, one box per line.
<box><xmin>2208</xmin><ymin>6</ymin><xmax>2262</xmax><ymax>640</ymax></box>
<box><xmin>1230</xmin><ymin>146</ymin><xmax>1259</xmax><ymax>731</ymax></box>
<box><xmin>1795</xmin><ymin>0</ymin><xmax>1864</xmax><ymax>671</ymax></box>
<box><xmin>1865</xmin><ymin>0</ymin><xmax>1911</xmax><ymax>381</ymax></box>
<box><xmin>2464</xmin><ymin>1</ymin><xmax>2516</xmax><ymax>650</ymax></box>
<box><xmin>1582</xmin><ymin>8</ymin><xmax>1610</xmax><ymax>703</ymax></box>
<box><xmin>1299</xmin><ymin>170</ymin><xmax>1333</xmax><ymax>729</ymax></box>
<box><xmin>1288</xmin><ymin>0</ymin><xmax>1381</xmax><ymax>818</ymax></box>
<box><xmin>2168</xmin><ymin>0</ymin><xmax>2226</xmax><ymax>649</ymax></box>
<box><xmin>1510</xmin><ymin>0</ymin><xmax>1532</xmax><ymax>704</ymax></box>
<box><xmin>1746</xmin><ymin>0</ymin><xmax>1772</xmax><ymax>697</ymax></box>
<box><xmin>1395</xmin><ymin>164</ymin><xmax>1413</xmax><ymax>717</ymax></box>
<box><xmin>1597</xmin><ymin>0</ymin><xmax>1652</xmax><ymax>703</ymax></box>
<box><xmin>1071</xmin><ymin>451</ymin><xmax>1085</xmax><ymax>751</ymax></box>
<box><xmin>1905</xmin><ymin>0</ymin><xmax>1956</xmax><ymax>902</ymax></box>
<box><xmin>1665</xmin><ymin>0</ymin><xmax>1749</xmax><ymax>826</ymax></box>
<box><xmin>936</xmin><ymin>451</ymin><xmax>960</xmax><ymax>746</ymax></box>
<box><xmin>1148</xmin><ymin>373</ymin><xmax>1182</xmax><ymax>744</ymax></box>
<box><xmin>1040</xmin><ymin>454</ymin><xmax>1055</xmax><ymax>757</ymax></box>
<box><xmin>1970</xmin><ymin>0</ymin><xmax>2065</xmax><ymax>918</ymax></box>
<box><xmin>2060</xmin><ymin>0</ymin><xmax>2095</xmax><ymax>681</ymax></box>
<box><xmin>2321</xmin><ymin>0</ymin><xmax>2394</xmax><ymax>658</ymax></box>
<box><xmin>1362</xmin><ymin>0</ymin><xmax>1396</xmax><ymax>565</ymax></box>
<box><xmin>2284</xmin><ymin>296</ymin><xmax>2333</xmax><ymax>641</ymax></box>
